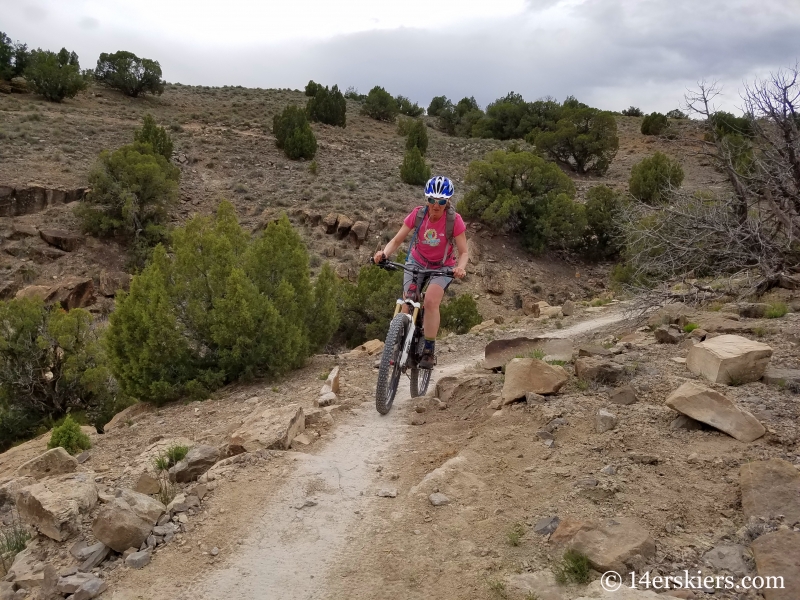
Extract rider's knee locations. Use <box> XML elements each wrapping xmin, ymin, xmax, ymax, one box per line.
<box><xmin>423</xmin><ymin>294</ymin><xmax>440</xmax><ymax>311</ymax></box>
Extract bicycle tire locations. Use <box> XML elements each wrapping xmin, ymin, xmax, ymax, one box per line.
<box><xmin>409</xmin><ymin>366</ymin><xmax>432</xmax><ymax>398</ymax></box>
<box><xmin>375</xmin><ymin>314</ymin><xmax>408</xmax><ymax>415</ymax></box>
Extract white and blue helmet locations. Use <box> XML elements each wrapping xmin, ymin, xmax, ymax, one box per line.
<box><xmin>424</xmin><ymin>176</ymin><xmax>454</xmax><ymax>200</ymax></box>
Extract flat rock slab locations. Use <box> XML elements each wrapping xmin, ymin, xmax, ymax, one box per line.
<box><xmin>762</xmin><ymin>366</ymin><xmax>800</xmax><ymax>387</ymax></box>
<box><xmin>575</xmin><ymin>357</ymin><xmax>624</xmax><ymax>384</ymax></box>
<box><xmin>751</xmin><ymin>530</ymin><xmax>800</xmax><ymax>600</ymax></box>
<box><xmin>609</xmin><ymin>385</ymin><xmax>637</xmax><ymax>405</ymax></box>
<box><xmin>703</xmin><ymin>544</ymin><xmax>751</xmax><ymax>576</ymax></box>
<box><xmin>16</xmin><ymin>447</ymin><xmax>77</xmax><ymax>479</ymax></box>
<box><xmin>569</xmin><ymin>517</ymin><xmax>656</xmax><ymax>572</ymax></box>
<box><xmin>502</xmin><ymin>358</ymin><xmax>568</xmax><ymax>402</ymax></box>
<box><xmin>16</xmin><ymin>472</ymin><xmax>98</xmax><ymax>541</ymax></box>
<box><xmin>229</xmin><ymin>403</ymin><xmax>305</xmax><ymax>452</ymax></box>
<box><xmin>740</xmin><ymin>459</ymin><xmax>800</xmax><ymax>524</ymax></box>
<box><xmin>484</xmin><ymin>337</ymin><xmax>573</xmax><ymax>369</ymax></box>
<box><xmin>687</xmin><ymin>334</ymin><xmax>773</xmax><ymax>384</ymax></box>
<box><xmin>665</xmin><ymin>381</ymin><xmax>765</xmax><ymax>442</ymax></box>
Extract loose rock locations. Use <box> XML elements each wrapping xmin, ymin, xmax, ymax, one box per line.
<box><xmin>502</xmin><ymin>358</ymin><xmax>568</xmax><ymax>402</ymax></box>
<box><xmin>17</xmin><ymin>472</ymin><xmax>98</xmax><ymax>541</ymax></box>
<box><xmin>686</xmin><ymin>334</ymin><xmax>773</xmax><ymax>385</ymax></box>
<box><xmin>608</xmin><ymin>385</ymin><xmax>637</xmax><ymax>405</ymax></box>
<box><xmin>595</xmin><ymin>409</ymin><xmax>617</xmax><ymax>433</ymax></box>
<box><xmin>229</xmin><ymin>403</ymin><xmax>305</xmax><ymax>452</ymax></box>
<box><xmin>168</xmin><ymin>444</ymin><xmax>220</xmax><ymax>483</ymax></box>
<box><xmin>740</xmin><ymin>459</ymin><xmax>800</xmax><ymax>524</ymax></box>
<box><xmin>429</xmin><ymin>493</ymin><xmax>450</xmax><ymax>506</ymax></box>
<box><xmin>124</xmin><ymin>550</ymin><xmax>151</xmax><ymax>569</ymax></box>
<box><xmin>16</xmin><ymin>447</ymin><xmax>77</xmax><ymax>479</ymax></box>
<box><xmin>575</xmin><ymin>357</ymin><xmax>624</xmax><ymax>384</ymax></box>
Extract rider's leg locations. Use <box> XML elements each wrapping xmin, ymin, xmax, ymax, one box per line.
<box><xmin>422</xmin><ymin>283</ymin><xmax>445</xmax><ymax>339</ymax></box>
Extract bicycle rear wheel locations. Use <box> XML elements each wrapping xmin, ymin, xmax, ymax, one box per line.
<box><xmin>409</xmin><ymin>366</ymin><xmax>432</xmax><ymax>398</ymax></box>
<box><xmin>375</xmin><ymin>314</ymin><xmax>408</xmax><ymax>415</ymax></box>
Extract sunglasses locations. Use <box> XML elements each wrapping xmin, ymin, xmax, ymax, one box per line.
<box><xmin>426</xmin><ymin>198</ymin><xmax>448</xmax><ymax>206</ymax></box>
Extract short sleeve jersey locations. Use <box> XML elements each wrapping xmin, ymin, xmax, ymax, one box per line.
<box><xmin>403</xmin><ymin>206</ymin><xmax>466</xmax><ymax>267</ymax></box>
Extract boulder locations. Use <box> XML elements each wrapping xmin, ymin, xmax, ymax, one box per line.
<box><xmin>738</xmin><ymin>303</ymin><xmax>771</xmax><ymax>319</ymax></box>
<box><xmin>751</xmin><ymin>530</ymin><xmax>800</xmax><ymax>600</ymax></box>
<box><xmin>16</xmin><ymin>472</ymin><xmax>97</xmax><ymax>541</ymax></box>
<box><xmin>322</xmin><ymin>213</ymin><xmax>339</xmax><ymax>234</ymax></box>
<box><xmin>596</xmin><ymin>409</ymin><xmax>617</xmax><ymax>433</ymax></box>
<box><xmin>435</xmin><ymin>374</ymin><xmax>499</xmax><ymax>405</ymax></box>
<box><xmin>654</xmin><ymin>325</ymin><xmax>682</xmax><ymax>344</ymax></box>
<box><xmin>686</xmin><ymin>334</ymin><xmax>773</xmax><ymax>384</ymax></box>
<box><xmin>92</xmin><ymin>497</ymin><xmax>154</xmax><ymax>552</ymax></box>
<box><xmin>229</xmin><ymin>403</ymin><xmax>305</xmax><ymax>452</ymax></box>
<box><xmin>321</xmin><ymin>366</ymin><xmax>340</xmax><ymax>394</ymax></box>
<box><xmin>15</xmin><ymin>285</ymin><xmax>51</xmax><ymax>302</ymax></box>
<box><xmin>98</xmin><ymin>270</ymin><xmax>132</xmax><ymax>297</ymax></box>
<box><xmin>348</xmin><ymin>221</ymin><xmax>369</xmax><ymax>247</ymax></box>
<box><xmin>484</xmin><ymin>337</ymin><xmax>573</xmax><ymax>369</ymax></box>
<box><xmin>5</xmin><ymin>548</ymin><xmax>48</xmax><ymax>590</ymax></box>
<box><xmin>740</xmin><ymin>459</ymin><xmax>800</xmax><ymax>524</ymax></box>
<box><xmin>168</xmin><ymin>444</ymin><xmax>220</xmax><ymax>483</ymax></box>
<box><xmin>502</xmin><ymin>358</ymin><xmax>568</xmax><ymax>402</ymax></box>
<box><xmin>522</xmin><ymin>297</ymin><xmax>541</xmax><ymax>317</ymax></box>
<box><xmin>0</xmin><ymin>477</ymin><xmax>35</xmax><ymax>507</ymax></box>
<box><xmin>575</xmin><ymin>357</ymin><xmax>624</xmax><ymax>384</ymax></box>
<box><xmin>114</xmin><ymin>489</ymin><xmax>166</xmax><ymax>524</ymax></box>
<box><xmin>10</xmin><ymin>223</ymin><xmax>38</xmax><ymax>239</ymax></box>
<box><xmin>103</xmin><ymin>402</ymin><xmax>153</xmax><ymax>432</ymax></box>
<box><xmin>335</xmin><ymin>214</ymin><xmax>354</xmax><ymax>239</ymax></box>
<box><xmin>482</xmin><ymin>266</ymin><xmax>505</xmax><ymax>295</ymax></box>
<box><xmin>697</xmin><ymin>316</ymin><xmax>756</xmax><ymax>334</ymax></box>
<box><xmin>608</xmin><ymin>385</ymin><xmax>637</xmax><ymax>405</ymax></box>
<box><xmin>350</xmin><ymin>339</ymin><xmax>384</xmax><ymax>355</ymax></box>
<box><xmin>665</xmin><ymin>381</ymin><xmax>765</xmax><ymax>442</ymax></box>
<box><xmin>46</xmin><ymin>277</ymin><xmax>95</xmax><ymax>310</ymax></box>
<box><xmin>568</xmin><ymin>517</ymin><xmax>656</xmax><ymax>573</ymax></box>
<box><xmin>562</xmin><ymin>300</ymin><xmax>575</xmax><ymax>316</ymax></box>
<box><xmin>38</xmin><ymin>229</ymin><xmax>83</xmax><ymax>252</ymax></box>
<box><xmin>16</xmin><ymin>447</ymin><xmax>77</xmax><ymax>479</ymax></box>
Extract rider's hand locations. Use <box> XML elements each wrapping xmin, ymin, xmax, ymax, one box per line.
<box><xmin>453</xmin><ymin>267</ymin><xmax>466</xmax><ymax>279</ymax></box>
<box><xmin>373</xmin><ymin>251</ymin><xmax>386</xmax><ymax>264</ymax></box>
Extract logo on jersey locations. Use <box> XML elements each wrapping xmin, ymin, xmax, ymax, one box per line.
<box><xmin>422</xmin><ymin>229</ymin><xmax>441</xmax><ymax>246</ymax></box>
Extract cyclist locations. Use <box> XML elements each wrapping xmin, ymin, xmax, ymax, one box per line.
<box><xmin>373</xmin><ymin>175</ymin><xmax>468</xmax><ymax>368</ymax></box>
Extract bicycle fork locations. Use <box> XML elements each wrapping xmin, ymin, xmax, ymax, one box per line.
<box><xmin>392</xmin><ymin>299</ymin><xmax>420</xmax><ymax>372</ymax></box>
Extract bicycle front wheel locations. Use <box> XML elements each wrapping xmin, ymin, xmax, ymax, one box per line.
<box><xmin>375</xmin><ymin>314</ymin><xmax>408</xmax><ymax>415</ymax></box>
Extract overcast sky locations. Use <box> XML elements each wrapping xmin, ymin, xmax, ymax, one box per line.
<box><xmin>2</xmin><ymin>0</ymin><xmax>799</xmax><ymax>114</ymax></box>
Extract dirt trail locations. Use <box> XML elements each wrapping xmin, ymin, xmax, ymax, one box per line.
<box><xmin>162</xmin><ymin>309</ymin><xmax>628</xmax><ymax>600</ymax></box>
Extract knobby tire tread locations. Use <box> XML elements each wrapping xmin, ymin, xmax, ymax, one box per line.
<box><xmin>375</xmin><ymin>314</ymin><xmax>407</xmax><ymax>415</ymax></box>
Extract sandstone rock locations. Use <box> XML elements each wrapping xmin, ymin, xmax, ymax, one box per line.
<box><xmin>578</xmin><ymin>344</ymin><xmax>612</xmax><ymax>357</ymax></box>
<box><xmin>46</xmin><ymin>277</ymin><xmax>95</xmax><ymax>310</ymax></box>
<box><xmin>739</xmin><ymin>303</ymin><xmax>771</xmax><ymax>319</ymax></box>
<box><xmin>103</xmin><ymin>402</ymin><xmax>153</xmax><ymax>431</ymax></box>
<box><xmin>686</xmin><ymin>335</ymin><xmax>773</xmax><ymax>384</ymax></box>
<box><xmin>348</xmin><ymin>221</ymin><xmax>369</xmax><ymax>247</ymax></box>
<box><xmin>114</xmin><ymin>489</ymin><xmax>166</xmax><ymax>524</ymax></box>
<box><xmin>321</xmin><ymin>365</ymin><xmax>340</xmax><ymax>394</ymax></box>
<box><xmin>16</xmin><ymin>447</ymin><xmax>77</xmax><ymax>479</ymax></box>
<box><xmin>575</xmin><ymin>357</ymin><xmax>624</xmax><ymax>383</ymax></box>
<box><xmin>647</xmin><ymin>303</ymin><xmax>690</xmax><ymax>328</ymax></box>
<box><xmin>526</xmin><ymin>392</ymin><xmax>546</xmax><ymax>405</ymax></box>
<box><xmin>98</xmin><ymin>270</ymin><xmax>132</xmax><ymax>297</ymax></box>
<box><xmin>740</xmin><ymin>459</ymin><xmax>800</xmax><ymax>524</ymax></box>
<box><xmin>761</xmin><ymin>366</ymin><xmax>800</xmax><ymax>387</ymax></box>
<box><xmin>502</xmin><ymin>358</ymin><xmax>568</xmax><ymax>402</ymax></box>
<box><xmin>0</xmin><ymin>477</ymin><xmax>35</xmax><ymax>507</ymax></box>
<box><xmin>484</xmin><ymin>337</ymin><xmax>573</xmax><ymax>369</ymax></box>
<box><xmin>669</xmin><ymin>414</ymin><xmax>704</xmax><ymax>431</ymax></box>
<box><xmin>322</xmin><ymin>213</ymin><xmax>338</xmax><ymax>234</ymax></box>
<box><xmin>569</xmin><ymin>517</ymin><xmax>656</xmax><ymax>572</ymax></box>
<box><xmin>15</xmin><ymin>285</ymin><xmax>50</xmax><ymax>302</ymax></box>
<box><xmin>562</xmin><ymin>300</ymin><xmax>575</xmax><ymax>316</ymax></box>
<box><xmin>168</xmin><ymin>444</ymin><xmax>219</xmax><ymax>483</ymax></box>
<box><xmin>350</xmin><ymin>339</ymin><xmax>384</xmax><ymax>355</ymax></box>
<box><xmin>335</xmin><ymin>214</ymin><xmax>354</xmax><ymax>239</ymax></box>
<box><xmin>71</xmin><ymin>575</ymin><xmax>107</xmax><ymax>600</ymax></box>
<box><xmin>134</xmin><ymin>472</ymin><xmax>160</xmax><ymax>495</ymax></box>
<box><xmin>689</xmin><ymin>328</ymin><xmax>708</xmax><ymax>340</ymax></box>
<box><xmin>665</xmin><ymin>381</ymin><xmax>765</xmax><ymax>442</ymax></box>
<box><xmin>10</xmin><ymin>223</ymin><xmax>38</xmax><ymax>239</ymax></box>
<box><xmin>92</xmin><ymin>497</ymin><xmax>154</xmax><ymax>553</ymax></box>
<box><xmin>703</xmin><ymin>544</ymin><xmax>750</xmax><ymax>576</ymax></box>
<box><xmin>315</xmin><ymin>391</ymin><xmax>337</xmax><ymax>408</ymax></box>
<box><xmin>38</xmin><ymin>229</ymin><xmax>83</xmax><ymax>252</ymax></box>
<box><xmin>124</xmin><ymin>550</ymin><xmax>151</xmax><ymax>569</ymax></box>
<box><xmin>507</xmin><ymin>570</ymin><xmax>566</xmax><ymax>600</ymax></box>
<box><xmin>596</xmin><ymin>409</ymin><xmax>617</xmax><ymax>433</ymax></box>
<box><xmin>751</xmin><ymin>530</ymin><xmax>800</xmax><ymax>600</ymax></box>
<box><xmin>482</xmin><ymin>265</ymin><xmax>504</xmax><ymax>294</ymax></box>
<box><xmin>376</xmin><ymin>488</ymin><xmax>397</xmax><ymax>498</ymax></box>
<box><xmin>609</xmin><ymin>385</ymin><xmax>637</xmax><ymax>405</ymax></box>
<box><xmin>58</xmin><ymin>572</ymin><xmax>98</xmax><ymax>594</ymax></box>
<box><xmin>77</xmin><ymin>542</ymin><xmax>110</xmax><ymax>570</ymax></box>
<box><xmin>540</xmin><ymin>305</ymin><xmax>563</xmax><ymax>318</ymax></box>
<box><xmin>429</xmin><ymin>492</ymin><xmax>450</xmax><ymax>506</ymax></box>
<box><xmin>697</xmin><ymin>316</ymin><xmax>756</xmax><ymax>334</ymax></box>
<box><xmin>522</xmin><ymin>297</ymin><xmax>541</xmax><ymax>317</ymax></box>
<box><xmin>17</xmin><ymin>472</ymin><xmax>97</xmax><ymax>541</ymax></box>
<box><xmin>229</xmin><ymin>403</ymin><xmax>305</xmax><ymax>452</ymax></box>
<box><xmin>6</xmin><ymin>548</ymin><xmax>46</xmax><ymax>589</ymax></box>
<box><xmin>550</xmin><ymin>518</ymin><xmax>594</xmax><ymax>544</ymax></box>
<box><xmin>655</xmin><ymin>325</ymin><xmax>682</xmax><ymax>344</ymax></box>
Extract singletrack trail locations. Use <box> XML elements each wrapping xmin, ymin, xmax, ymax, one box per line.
<box><xmin>112</xmin><ymin>308</ymin><xmax>627</xmax><ymax>600</ymax></box>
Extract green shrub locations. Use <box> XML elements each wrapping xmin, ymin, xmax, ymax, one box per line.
<box><xmin>344</xmin><ymin>86</ymin><xmax>365</xmax><ymax>102</ymax></box>
<box><xmin>641</xmin><ymin>112</ymin><xmax>669</xmax><ymax>135</ymax></box>
<box><xmin>506</xmin><ymin>522</ymin><xmax>525</xmax><ymax>546</ymax></box>
<box><xmin>361</xmin><ymin>86</ymin><xmax>399</xmax><ymax>122</ymax></box>
<box><xmin>335</xmin><ymin>261</ymin><xmax>404</xmax><ymax>346</ymax></box>
<box><xmin>48</xmin><ymin>415</ymin><xmax>92</xmax><ymax>455</ymax></box>
<box><xmin>427</xmin><ymin>95</ymin><xmax>450</xmax><ymax>117</ymax></box>
<box><xmin>24</xmin><ymin>48</ymin><xmax>86</xmax><ymax>102</ymax></box>
<box><xmin>395</xmin><ymin>95</ymin><xmax>424</xmax><ymax>117</ymax></box>
<box><xmin>533</xmin><ymin>107</ymin><xmax>619</xmax><ymax>175</ymax></box>
<box><xmin>396</xmin><ymin>116</ymin><xmax>415</xmax><ymax>136</ymax></box>
<box><xmin>583</xmin><ymin>185</ymin><xmax>623</xmax><ymax>259</ymax></box>
<box><xmin>765</xmin><ymin>302</ymin><xmax>788</xmax><ymax>318</ymax></box>
<box><xmin>306</xmin><ymin>84</ymin><xmax>346</xmax><ymax>127</ymax></box>
<box><xmin>134</xmin><ymin>114</ymin><xmax>173</xmax><ymax>160</ymax></box>
<box><xmin>683</xmin><ymin>323</ymin><xmax>699</xmax><ymax>333</ymax></box>
<box><xmin>0</xmin><ymin>511</ymin><xmax>30</xmax><ymax>575</ymax></box>
<box><xmin>629</xmin><ymin>152</ymin><xmax>684</xmax><ymax>203</ymax></box>
<box><xmin>545</xmin><ymin>194</ymin><xmax>587</xmax><ymax>251</ymax></box>
<box><xmin>553</xmin><ymin>549</ymin><xmax>591</xmax><ymax>584</ymax></box>
<box><xmin>0</xmin><ymin>300</ymin><xmax>115</xmax><ymax>450</ymax></box>
<box><xmin>405</xmin><ymin>118</ymin><xmax>428</xmax><ymax>155</ymax></box>
<box><xmin>95</xmin><ymin>51</ymin><xmax>164</xmax><ymax>97</ymax></box>
<box><xmin>304</xmin><ymin>80</ymin><xmax>321</xmax><ymax>97</ymax></box>
<box><xmin>399</xmin><ymin>147</ymin><xmax>431</xmax><ymax>185</ymax></box>
<box><xmin>273</xmin><ymin>105</ymin><xmax>317</xmax><ymax>159</ymax></box>
<box><xmin>666</xmin><ymin>109</ymin><xmax>687</xmax><ymax>119</ymax></box>
<box><xmin>710</xmin><ymin>111</ymin><xmax>754</xmax><ymax>138</ymax></box>
<box><xmin>621</xmin><ymin>106</ymin><xmax>643</xmax><ymax>116</ymax></box>
<box><xmin>440</xmin><ymin>294</ymin><xmax>482</xmax><ymax>334</ymax></box>
<box><xmin>106</xmin><ymin>202</ymin><xmax>338</xmax><ymax>404</ymax></box>
<box><xmin>76</xmin><ymin>141</ymin><xmax>179</xmax><ymax>246</ymax></box>
<box><xmin>458</xmin><ymin>149</ymin><xmax>576</xmax><ymax>253</ymax></box>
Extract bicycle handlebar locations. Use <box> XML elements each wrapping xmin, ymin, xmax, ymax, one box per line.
<box><xmin>370</xmin><ymin>257</ymin><xmax>454</xmax><ymax>278</ymax></box>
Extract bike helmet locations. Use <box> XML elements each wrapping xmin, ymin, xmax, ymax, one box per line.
<box><xmin>424</xmin><ymin>176</ymin><xmax>454</xmax><ymax>199</ymax></box>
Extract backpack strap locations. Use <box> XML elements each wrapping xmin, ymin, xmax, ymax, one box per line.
<box><xmin>407</xmin><ymin>205</ymin><xmax>427</xmax><ymax>258</ymax></box>
<box><xmin>408</xmin><ymin>204</ymin><xmax>457</xmax><ymax>268</ymax></box>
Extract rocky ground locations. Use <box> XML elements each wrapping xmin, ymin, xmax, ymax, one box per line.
<box><xmin>0</xmin><ymin>300</ymin><xmax>797</xmax><ymax>600</ymax></box>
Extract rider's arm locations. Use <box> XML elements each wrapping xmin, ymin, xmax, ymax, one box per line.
<box><xmin>454</xmin><ymin>233</ymin><xmax>469</xmax><ymax>272</ymax></box>
<box><xmin>379</xmin><ymin>224</ymin><xmax>413</xmax><ymax>260</ymax></box>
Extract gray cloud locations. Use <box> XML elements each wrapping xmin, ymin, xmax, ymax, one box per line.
<box><xmin>2</xmin><ymin>0</ymin><xmax>798</xmax><ymax>114</ymax></box>
<box><xmin>79</xmin><ymin>17</ymin><xmax>99</xmax><ymax>30</ymax></box>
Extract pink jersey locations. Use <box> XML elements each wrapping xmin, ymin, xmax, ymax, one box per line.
<box><xmin>403</xmin><ymin>206</ymin><xmax>466</xmax><ymax>267</ymax></box>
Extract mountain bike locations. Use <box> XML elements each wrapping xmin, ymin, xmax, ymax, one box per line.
<box><xmin>371</xmin><ymin>258</ymin><xmax>454</xmax><ymax>415</ymax></box>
